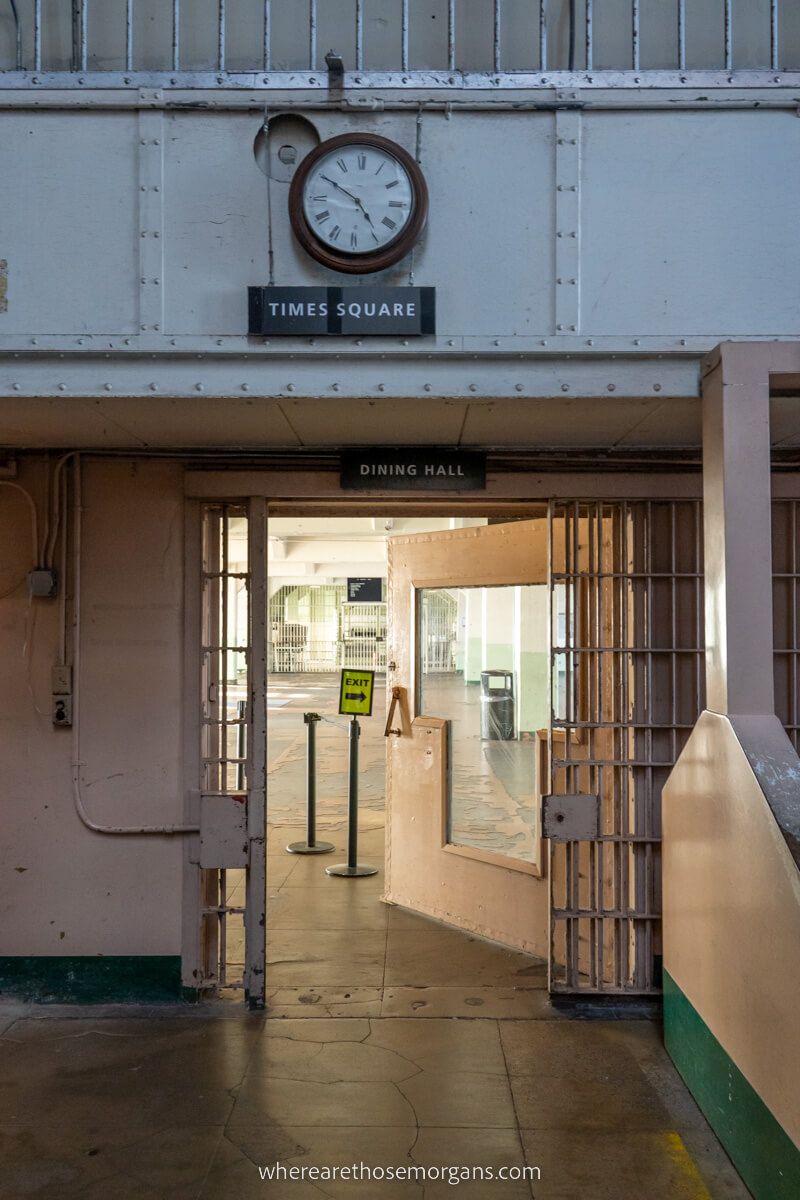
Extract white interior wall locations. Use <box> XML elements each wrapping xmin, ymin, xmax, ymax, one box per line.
<box><xmin>481</xmin><ymin>587</ymin><xmax>515</xmax><ymax>671</ymax></box>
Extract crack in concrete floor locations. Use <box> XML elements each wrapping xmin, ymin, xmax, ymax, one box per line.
<box><xmin>0</xmin><ymin>1005</ymin><xmax>751</xmax><ymax>1199</ymax></box>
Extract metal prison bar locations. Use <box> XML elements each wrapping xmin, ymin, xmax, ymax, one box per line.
<box><xmin>269</xmin><ymin>585</ymin><xmax>388</xmax><ymax>673</ymax></box>
<box><xmin>199</xmin><ymin>504</ymin><xmax>250</xmax><ymax>992</ymax></box>
<box><xmin>2</xmin><ymin>1</ymin><xmax>794</xmax><ymax>77</ymax></box>
<box><xmin>548</xmin><ymin>496</ymin><xmax>800</xmax><ymax>995</ymax></box>
<box><xmin>548</xmin><ymin>500</ymin><xmax>705</xmax><ymax>996</ymax></box>
<box><xmin>772</xmin><ymin>499</ymin><xmax>800</xmax><ymax>755</ymax></box>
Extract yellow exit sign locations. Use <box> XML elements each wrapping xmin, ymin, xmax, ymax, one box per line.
<box><xmin>338</xmin><ymin>670</ymin><xmax>375</xmax><ymax>717</ymax></box>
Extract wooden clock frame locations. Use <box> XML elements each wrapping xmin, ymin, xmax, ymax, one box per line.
<box><xmin>288</xmin><ymin>132</ymin><xmax>429</xmax><ymax>275</ymax></box>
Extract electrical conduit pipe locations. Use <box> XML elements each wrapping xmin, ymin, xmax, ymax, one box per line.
<box><xmin>70</xmin><ymin>455</ymin><xmax>199</xmax><ymax>835</ymax></box>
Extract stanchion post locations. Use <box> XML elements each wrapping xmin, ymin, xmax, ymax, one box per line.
<box><xmin>347</xmin><ymin>714</ymin><xmax>359</xmax><ymax>868</ymax></box>
<box><xmin>327</xmin><ymin>716</ymin><xmax>378</xmax><ymax>878</ymax></box>
<box><xmin>287</xmin><ymin>712</ymin><xmax>334</xmax><ymax>855</ymax></box>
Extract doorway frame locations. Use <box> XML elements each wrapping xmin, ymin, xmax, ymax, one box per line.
<box><xmin>181</xmin><ymin>469</ymin><xmax>707</xmax><ymax>1004</ymax></box>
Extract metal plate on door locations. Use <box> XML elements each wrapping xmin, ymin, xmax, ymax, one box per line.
<box><xmin>199</xmin><ymin>793</ymin><xmax>248</xmax><ymax>868</ymax></box>
<box><xmin>542</xmin><ymin>793</ymin><xmax>600</xmax><ymax>841</ymax></box>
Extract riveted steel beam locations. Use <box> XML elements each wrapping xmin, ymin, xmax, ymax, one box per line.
<box><xmin>0</xmin><ymin>352</ymin><xmax>704</xmax><ymax>402</ymax></box>
<box><xmin>1</xmin><ymin>70</ymin><xmax>798</xmax><ymax>93</ymax></box>
<box><xmin>554</xmin><ymin>107</ymin><xmax>582</xmax><ymax>337</ymax></box>
<box><xmin>137</xmin><ymin>100</ymin><xmax>165</xmax><ymax>337</ymax></box>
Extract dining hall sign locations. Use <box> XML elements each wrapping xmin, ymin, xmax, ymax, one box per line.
<box><xmin>340</xmin><ymin>450</ymin><xmax>487</xmax><ymax>491</ymax></box>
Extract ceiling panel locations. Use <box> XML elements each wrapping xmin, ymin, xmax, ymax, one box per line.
<box><xmin>460</xmin><ymin>397</ymin><xmax>666</xmax><ymax>447</ymax></box>
<box><xmin>5</xmin><ymin>392</ymin><xmax>794</xmax><ymax>452</ymax></box>
<box><xmin>282</xmin><ymin>397</ymin><xmax>468</xmax><ymax>446</ymax></box>
<box><xmin>614</xmin><ymin>398</ymin><xmax>701</xmax><ymax>447</ymax></box>
<box><xmin>0</xmin><ymin>397</ymin><xmax>302</xmax><ymax>449</ymax></box>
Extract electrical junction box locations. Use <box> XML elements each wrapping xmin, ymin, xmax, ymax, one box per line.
<box><xmin>28</xmin><ymin>569</ymin><xmax>58</xmax><ymax>598</ymax></box>
<box><xmin>199</xmin><ymin>793</ymin><xmax>248</xmax><ymax>868</ymax></box>
<box><xmin>542</xmin><ymin>793</ymin><xmax>600</xmax><ymax>842</ymax></box>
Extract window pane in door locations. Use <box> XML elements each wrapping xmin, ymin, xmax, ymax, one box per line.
<box><xmin>418</xmin><ymin>584</ymin><xmax>548</xmax><ymax>864</ymax></box>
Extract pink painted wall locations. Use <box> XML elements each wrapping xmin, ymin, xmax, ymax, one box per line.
<box><xmin>0</xmin><ymin>457</ymin><xmax>186</xmax><ymax>957</ymax></box>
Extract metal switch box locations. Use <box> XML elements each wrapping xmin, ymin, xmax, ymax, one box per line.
<box><xmin>52</xmin><ymin>695</ymin><xmax>72</xmax><ymax>727</ymax></box>
<box><xmin>199</xmin><ymin>793</ymin><xmax>248</xmax><ymax>868</ymax></box>
<box><xmin>542</xmin><ymin>793</ymin><xmax>600</xmax><ymax>841</ymax></box>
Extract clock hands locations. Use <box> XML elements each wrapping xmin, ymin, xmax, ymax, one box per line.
<box><xmin>320</xmin><ymin>174</ymin><xmax>359</xmax><ymax>204</ymax></box>
<box><xmin>320</xmin><ymin>173</ymin><xmax>375</xmax><ymax>225</ymax></box>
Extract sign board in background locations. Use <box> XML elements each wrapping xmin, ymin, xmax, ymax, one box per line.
<box><xmin>341</xmin><ymin>449</ymin><xmax>487</xmax><ymax>492</ymax></box>
<box><xmin>249</xmin><ymin>287</ymin><xmax>435</xmax><ymax>337</ymax></box>
<box><xmin>338</xmin><ymin>669</ymin><xmax>375</xmax><ymax>718</ymax></box>
<box><xmin>347</xmin><ymin>577</ymin><xmax>383</xmax><ymax>603</ymax></box>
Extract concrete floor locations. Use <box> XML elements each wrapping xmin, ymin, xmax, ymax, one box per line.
<box><xmin>0</xmin><ymin>996</ymin><xmax>750</xmax><ymax>1199</ymax></box>
<box><xmin>0</xmin><ymin>674</ymin><xmax>750</xmax><ymax>1198</ymax></box>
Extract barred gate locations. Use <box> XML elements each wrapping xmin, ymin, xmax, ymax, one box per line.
<box><xmin>200</xmin><ymin>503</ymin><xmax>250</xmax><ymax>991</ymax></box>
<box><xmin>547</xmin><ymin>500</ymin><xmax>705</xmax><ymax>996</ymax></box>
<box><xmin>341</xmin><ymin>600</ymin><xmax>387</xmax><ymax>671</ymax></box>
<box><xmin>420</xmin><ymin>588</ymin><xmax>458</xmax><ymax>673</ymax></box>
<box><xmin>269</xmin><ymin>584</ymin><xmax>387</xmax><ymax>672</ymax></box>
<box><xmin>772</xmin><ymin>498</ymin><xmax>800</xmax><ymax>754</ymax></box>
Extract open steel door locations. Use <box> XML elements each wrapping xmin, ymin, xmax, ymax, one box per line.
<box><xmin>384</xmin><ymin>520</ymin><xmax>552</xmax><ymax>956</ymax></box>
<box><xmin>384</xmin><ymin>504</ymin><xmax>705</xmax><ymax>994</ymax></box>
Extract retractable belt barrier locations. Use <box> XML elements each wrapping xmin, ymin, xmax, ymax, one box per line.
<box><xmin>325</xmin><ymin>715</ymin><xmax>378</xmax><ymax>879</ymax></box>
<box><xmin>285</xmin><ymin>668</ymin><xmax>378</xmax><ymax>878</ymax></box>
<box><xmin>286</xmin><ymin>713</ymin><xmax>334</xmax><ymax>856</ymax></box>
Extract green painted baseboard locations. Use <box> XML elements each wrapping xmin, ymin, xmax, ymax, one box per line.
<box><xmin>0</xmin><ymin>956</ymin><xmax>183</xmax><ymax>1004</ymax></box>
<box><xmin>664</xmin><ymin>971</ymin><xmax>800</xmax><ymax>1200</ymax></box>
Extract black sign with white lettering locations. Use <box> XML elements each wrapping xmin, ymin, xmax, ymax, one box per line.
<box><xmin>341</xmin><ymin>450</ymin><xmax>487</xmax><ymax>492</ymax></box>
<box><xmin>248</xmin><ymin>286</ymin><xmax>435</xmax><ymax>336</ymax></box>
<box><xmin>347</xmin><ymin>577</ymin><xmax>383</xmax><ymax>603</ymax></box>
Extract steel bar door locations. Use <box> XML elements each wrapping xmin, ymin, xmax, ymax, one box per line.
<box><xmin>197</xmin><ymin>502</ymin><xmax>266</xmax><ymax>1007</ymax></box>
<box><xmin>547</xmin><ymin>500</ymin><xmax>705</xmax><ymax>995</ymax></box>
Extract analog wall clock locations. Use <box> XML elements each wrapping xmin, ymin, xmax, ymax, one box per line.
<box><xmin>289</xmin><ymin>132</ymin><xmax>429</xmax><ymax>274</ymax></box>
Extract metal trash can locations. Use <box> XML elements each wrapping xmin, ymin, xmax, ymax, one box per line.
<box><xmin>480</xmin><ymin>670</ymin><xmax>515</xmax><ymax>740</ymax></box>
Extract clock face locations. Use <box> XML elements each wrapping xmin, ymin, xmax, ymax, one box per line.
<box><xmin>289</xmin><ymin>133</ymin><xmax>428</xmax><ymax>274</ymax></box>
<box><xmin>302</xmin><ymin>143</ymin><xmax>415</xmax><ymax>255</ymax></box>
